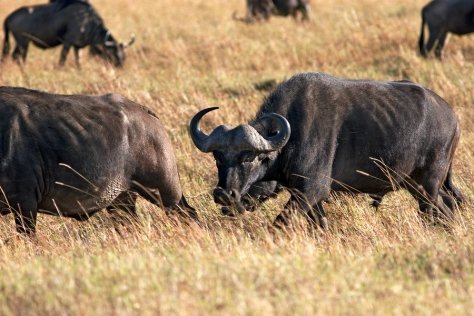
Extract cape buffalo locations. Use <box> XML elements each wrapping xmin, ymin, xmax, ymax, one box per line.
<box><xmin>2</xmin><ymin>1</ymin><xmax>135</xmax><ymax>67</ymax></box>
<box><xmin>419</xmin><ymin>0</ymin><xmax>474</xmax><ymax>58</ymax></box>
<box><xmin>190</xmin><ymin>73</ymin><xmax>464</xmax><ymax>228</ymax></box>
<box><xmin>0</xmin><ymin>87</ymin><xmax>196</xmax><ymax>235</ymax></box>
<box><xmin>234</xmin><ymin>0</ymin><xmax>310</xmax><ymax>23</ymax></box>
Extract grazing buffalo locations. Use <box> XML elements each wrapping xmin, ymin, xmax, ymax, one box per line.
<box><xmin>234</xmin><ymin>0</ymin><xmax>310</xmax><ymax>23</ymax></box>
<box><xmin>419</xmin><ymin>0</ymin><xmax>474</xmax><ymax>58</ymax></box>
<box><xmin>0</xmin><ymin>87</ymin><xmax>196</xmax><ymax>235</ymax></box>
<box><xmin>49</xmin><ymin>0</ymin><xmax>89</xmax><ymax>3</ymax></box>
<box><xmin>2</xmin><ymin>1</ymin><xmax>135</xmax><ymax>67</ymax></box>
<box><xmin>190</xmin><ymin>73</ymin><xmax>464</xmax><ymax>228</ymax></box>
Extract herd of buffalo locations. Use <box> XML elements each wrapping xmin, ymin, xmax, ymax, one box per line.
<box><xmin>0</xmin><ymin>0</ymin><xmax>471</xmax><ymax>235</ymax></box>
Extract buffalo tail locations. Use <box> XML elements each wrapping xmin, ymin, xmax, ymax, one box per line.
<box><xmin>2</xmin><ymin>20</ymin><xmax>10</xmax><ymax>60</ymax></box>
<box><xmin>418</xmin><ymin>12</ymin><xmax>427</xmax><ymax>57</ymax></box>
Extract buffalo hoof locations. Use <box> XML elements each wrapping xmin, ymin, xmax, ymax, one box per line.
<box><xmin>221</xmin><ymin>202</ymin><xmax>246</xmax><ymax>217</ymax></box>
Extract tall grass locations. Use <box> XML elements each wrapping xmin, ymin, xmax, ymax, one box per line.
<box><xmin>0</xmin><ymin>0</ymin><xmax>473</xmax><ymax>314</ymax></box>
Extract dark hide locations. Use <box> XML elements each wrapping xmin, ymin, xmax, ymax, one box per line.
<box><xmin>1</xmin><ymin>1</ymin><xmax>133</xmax><ymax>67</ymax></box>
<box><xmin>419</xmin><ymin>0</ymin><xmax>474</xmax><ymax>58</ymax></box>
<box><xmin>0</xmin><ymin>87</ymin><xmax>196</xmax><ymax>235</ymax></box>
<box><xmin>237</xmin><ymin>0</ymin><xmax>310</xmax><ymax>23</ymax></box>
<box><xmin>190</xmin><ymin>73</ymin><xmax>464</xmax><ymax>229</ymax></box>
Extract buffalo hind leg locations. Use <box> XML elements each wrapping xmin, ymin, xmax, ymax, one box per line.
<box><xmin>424</xmin><ymin>23</ymin><xmax>443</xmax><ymax>57</ymax></box>
<box><xmin>59</xmin><ymin>45</ymin><xmax>71</xmax><ymax>66</ymax></box>
<box><xmin>440</xmin><ymin>189</ymin><xmax>457</xmax><ymax>212</ymax></box>
<box><xmin>106</xmin><ymin>192</ymin><xmax>138</xmax><ymax>218</ymax></box>
<box><xmin>434</xmin><ymin>31</ymin><xmax>448</xmax><ymax>59</ymax></box>
<box><xmin>13</xmin><ymin>201</ymin><xmax>38</xmax><ymax>236</ymax></box>
<box><xmin>407</xmin><ymin>174</ymin><xmax>454</xmax><ymax>224</ymax></box>
<box><xmin>73</xmin><ymin>47</ymin><xmax>81</xmax><ymax>68</ymax></box>
<box><xmin>443</xmin><ymin>164</ymin><xmax>465</xmax><ymax>205</ymax></box>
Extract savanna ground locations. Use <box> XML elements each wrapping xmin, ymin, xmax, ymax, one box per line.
<box><xmin>0</xmin><ymin>0</ymin><xmax>473</xmax><ymax>314</ymax></box>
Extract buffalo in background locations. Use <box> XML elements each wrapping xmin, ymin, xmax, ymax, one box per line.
<box><xmin>234</xmin><ymin>0</ymin><xmax>310</xmax><ymax>23</ymax></box>
<box><xmin>419</xmin><ymin>0</ymin><xmax>474</xmax><ymax>58</ymax></box>
<box><xmin>2</xmin><ymin>0</ymin><xmax>134</xmax><ymax>67</ymax></box>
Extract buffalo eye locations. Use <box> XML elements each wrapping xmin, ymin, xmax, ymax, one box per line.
<box><xmin>267</xmin><ymin>130</ymin><xmax>279</xmax><ymax>137</ymax></box>
<box><xmin>238</xmin><ymin>151</ymin><xmax>257</xmax><ymax>163</ymax></box>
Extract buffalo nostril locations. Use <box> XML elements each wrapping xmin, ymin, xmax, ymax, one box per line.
<box><xmin>229</xmin><ymin>190</ymin><xmax>241</xmax><ymax>201</ymax></box>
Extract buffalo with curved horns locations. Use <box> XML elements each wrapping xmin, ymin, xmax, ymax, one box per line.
<box><xmin>2</xmin><ymin>0</ymin><xmax>135</xmax><ymax>67</ymax></box>
<box><xmin>419</xmin><ymin>0</ymin><xmax>474</xmax><ymax>59</ymax></box>
<box><xmin>190</xmin><ymin>73</ymin><xmax>464</xmax><ymax>228</ymax></box>
<box><xmin>0</xmin><ymin>87</ymin><xmax>196</xmax><ymax>235</ymax></box>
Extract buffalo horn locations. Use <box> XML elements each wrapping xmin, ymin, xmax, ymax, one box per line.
<box><xmin>189</xmin><ymin>107</ymin><xmax>219</xmax><ymax>152</ymax></box>
<box><xmin>257</xmin><ymin>113</ymin><xmax>291</xmax><ymax>151</ymax></box>
<box><xmin>124</xmin><ymin>34</ymin><xmax>136</xmax><ymax>48</ymax></box>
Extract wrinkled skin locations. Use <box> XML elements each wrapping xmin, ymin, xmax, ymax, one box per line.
<box><xmin>0</xmin><ymin>87</ymin><xmax>196</xmax><ymax>235</ymax></box>
<box><xmin>190</xmin><ymin>73</ymin><xmax>465</xmax><ymax>229</ymax></box>
<box><xmin>1</xmin><ymin>1</ymin><xmax>134</xmax><ymax>67</ymax></box>
<box><xmin>419</xmin><ymin>0</ymin><xmax>474</xmax><ymax>59</ymax></box>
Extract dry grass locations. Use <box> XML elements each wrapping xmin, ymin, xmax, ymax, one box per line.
<box><xmin>0</xmin><ymin>0</ymin><xmax>473</xmax><ymax>315</ymax></box>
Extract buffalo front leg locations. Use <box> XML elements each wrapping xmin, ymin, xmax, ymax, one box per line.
<box><xmin>12</xmin><ymin>35</ymin><xmax>29</xmax><ymax>63</ymax></box>
<box><xmin>274</xmin><ymin>173</ymin><xmax>331</xmax><ymax>229</ymax></box>
<box><xmin>274</xmin><ymin>189</ymin><xmax>328</xmax><ymax>230</ymax></box>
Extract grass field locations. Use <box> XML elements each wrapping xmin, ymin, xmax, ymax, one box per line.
<box><xmin>0</xmin><ymin>0</ymin><xmax>473</xmax><ymax>314</ymax></box>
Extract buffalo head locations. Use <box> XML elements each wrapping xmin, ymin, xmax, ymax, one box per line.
<box><xmin>190</xmin><ymin>107</ymin><xmax>290</xmax><ymax>212</ymax></box>
<box><xmin>91</xmin><ymin>32</ymin><xmax>135</xmax><ymax>67</ymax></box>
